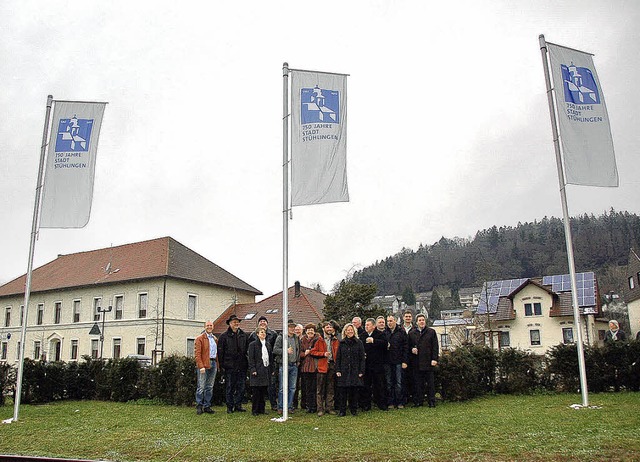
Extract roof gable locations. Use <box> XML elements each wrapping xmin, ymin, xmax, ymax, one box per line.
<box><xmin>213</xmin><ymin>285</ymin><xmax>325</xmax><ymax>333</ymax></box>
<box><xmin>0</xmin><ymin>237</ymin><xmax>261</xmax><ymax>297</ymax></box>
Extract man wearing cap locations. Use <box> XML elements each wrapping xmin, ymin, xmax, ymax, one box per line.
<box><xmin>273</xmin><ymin>319</ymin><xmax>300</xmax><ymax>414</ymax></box>
<box><xmin>194</xmin><ymin>319</ymin><xmax>219</xmax><ymax>415</ymax></box>
<box><xmin>249</xmin><ymin>316</ymin><xmax>279</xmax><ymax>410</ymax></box>
<box><xmin>217</xmin><ymin>314</ymin><xmax>249</xmax><ymax>413</ymax></box>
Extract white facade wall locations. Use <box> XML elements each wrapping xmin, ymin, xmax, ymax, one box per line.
<box><xmin>627</xmin><ymin>299</ymin><xmax>640</xmax><ymax>340</ymax></box>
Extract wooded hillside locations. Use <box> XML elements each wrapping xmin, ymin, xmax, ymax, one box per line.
<box><xmin>351</xmin><ymin>209</ymin><xmax>640</xmax><ymax>298</ymax></box>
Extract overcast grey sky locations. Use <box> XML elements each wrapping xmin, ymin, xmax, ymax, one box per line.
<box><xmin>1</xmin><ymin>1</ymin><xmax>639</xmax><ymax>300</ymax></box>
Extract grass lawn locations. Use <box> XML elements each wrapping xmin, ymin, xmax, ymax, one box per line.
<box><xmin>1</xmin><ymin>393</ymin><xmax>639</xmax><ymax>461</ymax></box>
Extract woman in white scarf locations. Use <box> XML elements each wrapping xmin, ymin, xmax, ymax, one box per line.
<box><xmin>604</xmin><ymin>319</ymin><xmax>627</xmax><ymax>344</ymax></box>
<box><xmin>248</xmin><ymin>327</ymin><xmax>273</xmax><ymax>415</ymax></box>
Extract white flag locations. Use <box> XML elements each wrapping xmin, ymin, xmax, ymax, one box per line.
<box><xmin>40</xmin><ymin>101</ymin><xmax>107</xmax><ymax>228</ymax></box>
<box><xmin>547</xmin><ymin>43</ymin><xmax>618</xmax><ymax>187</ymax></box>
<box><xmin>291</xmin><ymin>70</ymin><xmax>348</xmax><ymax>206</ymax></box>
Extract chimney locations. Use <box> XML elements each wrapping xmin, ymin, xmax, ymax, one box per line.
<box><xmin>294</xmin><ymin>281</ymin><xmax>301</xmax><ymax>298</ymax></box>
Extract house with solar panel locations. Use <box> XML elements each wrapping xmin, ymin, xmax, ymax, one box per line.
<box><xmin>0</xmin><ymin>237</ymin><xmax>261</xmax><ymax>365</ymax></box>
<box><xmin>433</xmin><ymin>272</ymin><xmax>608</xmax><ymax>354</ymax></box>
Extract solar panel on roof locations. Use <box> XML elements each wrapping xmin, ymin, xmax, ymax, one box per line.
<box><xmin>477</xmin><ymin>278</ymin><xmax>527</xmax><ymax>314</ymax></box>
<box><xmin>542</xmin><ymin>272</ymin><xmax>596</xmax><ymax>307</ymax></box>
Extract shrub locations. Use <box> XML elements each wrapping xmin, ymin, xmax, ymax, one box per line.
<box><xmin>0</xmin><ymin>363</ymin><xmax>15</xmax><ymax>406</ymax></box>
<box><xmin>496</xmin><ymin>348</ymin><xmax>542</xmax><ymax>394</ymax></box>
<box><xmin>146</xmin><ymin>355</ymin><xmax>199</xmax><ymax>406</ymax></box>
<box><xmin>546</xmin><ymin>343</ymin><xmax>580</xmax><ymax>392</ymax></box>
<box><xmin>438</xmin><ymin>346</ymin><xmax>485</xmax><ymax>401</ymax></box>
<box><xmin>108</xmin><ymin>357</ymin><xmax>144</xmax><ymax>402</ymax></box>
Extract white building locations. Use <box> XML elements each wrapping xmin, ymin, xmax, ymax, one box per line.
<box><xmin>0</xmin><ymin>237</ymin><xmax>261</xmax><ymax>364</ymax></box>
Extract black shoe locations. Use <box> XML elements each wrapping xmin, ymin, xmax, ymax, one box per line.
<box><xmin>252</xmin><ymin>412</ymin><xmax>259</xmax><ymax>416</ymax></box>
<box><xmin>350</xmin><ymin>410</ymin><xmax>357</xmax><ymax>416</ymax></box>
<box><xmin>412</xmin><ymin>403</ymin><xmax>423</xmax><ymax>408</ymax></box>
<box><xmin>235</xmin><ymin>406</ymin><xmax>246</xmax><ymax>412</ymax></box>
<box><xmin>196</xmin><ymin>405</ymin><xmax>203</xmax><ymax>415</ymax></box>
<box><xmin>428</xmin><ymin>401</ymin><xmax>436</xmax><ymax>408</ymax></box>
<box><xmin>203</xmin><ymin>407</ymin><xmax>215</xmax><ymax>414</ymax></box>
<box><xmin>338</xmin><ymin>411</ymin><xmax>346</xmax><ymax>417</ymax></box>
<box><xmin>227</xmin><ymin>407</ymin><xmax>234</xmax><ymax>414</ymax></box>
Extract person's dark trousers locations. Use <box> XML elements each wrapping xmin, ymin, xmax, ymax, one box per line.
<box><xmin>412</xmin><ymin>369</ymin><xmax>435</xmax><ymax>406</ymax></box>
<box><xmin>295</xmin><ymin>366</ymin><xmax>304</xmax><ymax>409</ymax></box>
<box><xmin>425</xmin><ymin>369</ymin><xmax>436</xmax><ymax>405</ymax></box>
<box><xmin>402</xmin><ymin>364</ymin><xmax>412</xmax><ymax>405</ymax></box>
<box><xmin>371</xmin><ymin>369</ymin><xmax>387</xmax><ymax>410</ymax></box>
<box><xmin>268</xmin><ymin>371</ymin><xmax>278</xmax><ymax>410</ymax></box>
<box><xmin>251</xmin><ymin>386</ymin><xmax>267</xmax><ymax>415</ymax></box>
<box><xmin>225</xmin><ymin>368</ymin><xmax>247</xmax><ymax>411</ymax></box>
<box><xmin>301</xmin><ymin>372</ymin><xmax>317</xmax><ymax>412</ymax></box>
<box><xmin>338</xmin><ymin>386</ymin><xmax>359</xmax><ymax>415</ymax></box>
<box><xmin>316</xmin><ymin>364</ymin><xmax>336</xmax><ymax>413</ymax></box>
<box><xmin>360</xmin><ymin>371</ymin><xmax>373</xmax><ymax>411</ymax></box>
<box><xmin>385</xmin><ymin>363</ymin><xmax>403</xmax><ymax>407</ymax></box>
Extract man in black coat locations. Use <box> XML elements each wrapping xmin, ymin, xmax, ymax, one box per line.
<box><xmin>359</xmin><ymin>318</ymin><xmax>388</xmax><ymax>411</ymax></box>
<box><xmin>217</xmin><ymin>314</ymin><xmax>249</xmax><ymax>413</ymax></box>
<box><xmin>408</xmin><ymin>313</ymin><xmax>439</xmax><ymax>408</ymax></box>
<box><xmin>385</xmin><ymin>314</ymin><xmax>408</xmax><ymax>408</ymax></box>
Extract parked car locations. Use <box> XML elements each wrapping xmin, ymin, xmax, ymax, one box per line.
<box><xmin>126</xmin><ymin>354</ymin><xmax>152</xmax><ymax>368</ymax></box>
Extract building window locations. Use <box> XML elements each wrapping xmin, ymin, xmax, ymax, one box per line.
<box><xmin>37</xmin><ymin>303</ymin><xmax>44</xmax><ymax>325</ymax></box>
<box><xmin>630</xmin><ymin>277</ymin><xmax>636</xmax><ymax>290</ymax></box>
<box><xmin>137</xmin><ymin>338</ymin><xmax>146</xmax><ymax>356</ymax></box>
<box><xmin>93</xmin><ymin>298</ymin><xmax>102</xmax><ymax>321</ymax></box>
<box><xmin>562</xmin><ymin>327</ymin><xmax>574</xmax><ymax>344</ymax></box>
<box><xmin>73</xmin><ymin>300</ymin><xmax>81</xmax><ymax>323</ymax></box>
<box><xmin>440</xmin><ymin>333</ymin><xmax>450</xmax><ymax>349</ymax></box>
<box><xmin>499</xmin><ymin>331</ymin><xmax>510</xmax><ymax>348</ymax></box>
<box><xmin>186</xmin><ymin>338</ymin><xmax>195</xmax><ymax>357</ymax></box>
<box><xmin>4</xmin><ymin>307</ymin><xmax>10</xmax><ymax>327</ymax></box>
<box><xmin>54</xmin><ymin>302</ymin><xmax>62</xmax><ymax>324</ymax></box>
<box><xmin>138</xmin><ymin>293</ymin><xmax>148</xmax><ymax>319</ymax></box>
<box><xmin>91</xmin><ymin>339</ymin><xmax>99</xmax><ymax>359</ymax></box>
<box><xmin>524</xmin><ymin>302</ymin><xmax>542</xmax><ymax>316</ymax></box>
<box><xmin>1</xmin><ymin>342</ymin><xmax>7</xmax><ymax>360</ymax></box>
<box><xmin>16</xmin><ymin>341</ymin><xmax>21</xmax><ymax>360</ymax></box>
<box><xmin>114</xmin><ymin>295</ymin><xmax>123</xmax><ymax>320</ymax></box>
<box><xmin>71</xmin><ymin>340</ymin><xmax>79</xmax><ymax>360</ymax></box>
<box><xmin>34</xmin><ymin>341</ymin><xmax>41</xmax><ymax>360</ymax></box>
<box><xmin>113</xmin><ymin>338</ymin><xmax>122</xmax><ymax>359</ymax></box>
<box><xmin>20</xmin><ymin>305</ymin><xmax>24</xmax><ymax>326</ymax></box>
<box><xmin>530</xmin><ymin>329</ymin><xmax>541</xmax><ymax>346</ymax></box>
<box><xmin>187</xmin><ymin>294</ymin><xmax>197</xmax><ymax>320</ymax></box>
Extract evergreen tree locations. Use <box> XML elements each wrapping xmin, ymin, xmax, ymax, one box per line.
<box><xmin>428</xmin><ymin>291</ymin><xmax>443</xmax><ymax>322</ymax></box>
<box><xmin>323</xmin><ymin>280</ymin><xmax>380</xmax><ymax>326</ymax></box>
<box><xmin>401</xmin><ymin>286</ymin><xmax>416</xmax><ymax>306</ymax></box>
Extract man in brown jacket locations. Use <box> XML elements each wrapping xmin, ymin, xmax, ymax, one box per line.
<box><xmin>195</xmin><ymin>320</ymin><xmax>219</xmax><ymax>415</ymax></box>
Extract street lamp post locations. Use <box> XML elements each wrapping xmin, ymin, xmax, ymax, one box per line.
<box><xmin>97</xmin><ymin>305</ymin><xmax>112</xmax><ymax>359</ymax></box>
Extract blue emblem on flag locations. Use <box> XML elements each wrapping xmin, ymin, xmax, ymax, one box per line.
<box><xmin>301</xmin><ymin>86</ymin><xmax>340</xmax><ymax>124</ymax></box>
<box><xmin>55</xmin><ymin>115</ymin><xmax>94</xmax><ymax>152</ymax></box>
<box><xmin>561</xmin><ymin>63</ymin><xmax>600</xmax><ymax>105</ymax></box>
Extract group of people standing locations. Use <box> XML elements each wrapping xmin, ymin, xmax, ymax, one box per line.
<box><xmin>194</xmin><ymin>310</ymin><xmax>439</xmax><ymax>417</ymax></box>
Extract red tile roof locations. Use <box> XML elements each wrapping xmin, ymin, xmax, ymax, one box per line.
<box><xmin>0</xmin><ymin>237</ymin><xmax>261</xmax><ymax>297</ymax></box>
<box><xmin>213</xmin><ymin>285</ymin><xmax>325</xmax><ymax>334</ymax></box>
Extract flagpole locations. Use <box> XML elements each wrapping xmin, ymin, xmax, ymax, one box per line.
<box><xmin>282</xmin><ymin>62</ymin><xmax>290</xmax><ymax>421</ymax></box>
<box><xmin>12</xmin><ymin>94</ymin><xmax>54</xmax><ymax>422</ymax></box>
<box><xmin>539</xmin><ymin>35</ymin><xmax>589</xmax><ymax>407</ymax></box>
